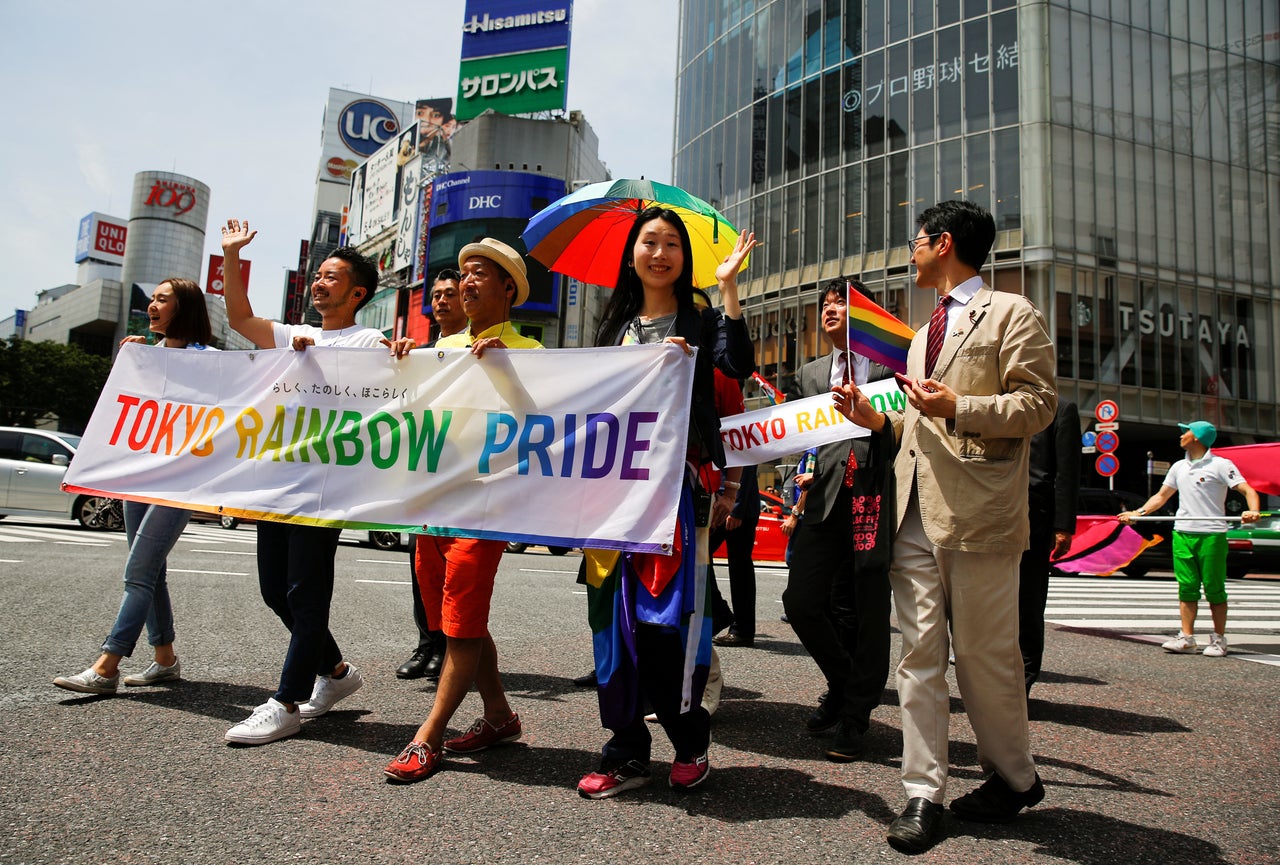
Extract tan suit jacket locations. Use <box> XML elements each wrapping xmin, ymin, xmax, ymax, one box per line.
<box><xmin>887</xmin><ymin>285</ymin><xmax>1056</xmax><ymax>554</ymax></box>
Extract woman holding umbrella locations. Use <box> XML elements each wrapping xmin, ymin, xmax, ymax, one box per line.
<box><xmin>575</xmin><ymin>206</ymin><xmax>757</xmax><ymax>798</ymax></box>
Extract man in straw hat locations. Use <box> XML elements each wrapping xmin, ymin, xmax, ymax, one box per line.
<box><xmin>1120</xmin><ymin>419</ymin><xmax>1261</xmax><ymax>657</ymax></box>
<box><xmin>384</xmin><ymin>238</ymin><xmax>542</xmax><ymax>783</ymax></box>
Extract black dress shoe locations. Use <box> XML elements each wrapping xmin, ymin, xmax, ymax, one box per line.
<box><xmin>950</xmin><ymin>772</ymin><xmax>1045</xmax><ymax>823</ymax></box>
<box><xmin>396</xmin><ymin>650</ymin><xmax>430</xmax><ymax>680</ymax></box>
<box><xmin>572</xmin><ymin>669</ymin><xmax>598</xmax><ymax>687</ymax></box>
<box><xmin>712</xmin><ymin>628</ymin><xmax>754</xmax><ymax>647</ymax></box>
<box><xmin>422</xmin><ymin>650</ymin><xmax>444</xmax><ymax>680</ymax></box>
<box><xmin>887</xmin><ymin>797</ymin><xmax>943</xmax><ymax>854</ymax></box>
<box><xmin>805</xmin><ymin>693</ymin><xmax>842</xmax><ymax>732</ymax></box>
<box><xmin>824</xmin><ymin>720</ymin><xmax>866</xmax><ymax>762</ymax></box>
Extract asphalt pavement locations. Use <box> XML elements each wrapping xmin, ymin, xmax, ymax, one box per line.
<box><xmin>1</xmin><ymin>519</ymin><xmax>1278</xmax><ymax>864</ymax></box>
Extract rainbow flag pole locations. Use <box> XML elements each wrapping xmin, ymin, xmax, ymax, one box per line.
<box><xmin>846</xmin><ymin>282</ymin><xmax>914</xmax><ymax>374</ymax></box>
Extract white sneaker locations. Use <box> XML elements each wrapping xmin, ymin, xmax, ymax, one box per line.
<box><xmin>225</xmin><ymin>698</ymin><xmax>301</xmax><ymax>745</ymax></box>
<box><xmin>1161</xmin><ymin>633</ymin><xmax>1198</xmax><ymax>653</ymax></box>
<box><xmin>123</xmin><ymin>659</ymin><xmax>182</xmax><ymax>686</ymax></box>
<box><xmin>1202</xmin><ymin>633</ymin><xmax>1228</xmax><ymax>657</ymax></box>
<box><xmin>53</xmin><ymin>667</ymin><xmax>118</xmax><ymax>695</ymax></box>
<box><xmin>298</xmin><ymin>663</ymin><xmax>364</xmax><ymax>718</ymax></box>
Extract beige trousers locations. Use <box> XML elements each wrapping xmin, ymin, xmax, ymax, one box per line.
<box><xmin>890</xmin><ymin>494</ymin><xmax>1037</xmax><ymax>803</ymax></box>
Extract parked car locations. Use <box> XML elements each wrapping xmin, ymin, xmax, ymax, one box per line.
<box><xmin>0</xmin><ymin>426</ymin><xmax>122</xmax><ymax>530</ymax></box>
<box><xmin>188</xmin><ymin>510</ymin><xmax>410</xmax><ymax>552</ymax></box>
<box><xmin>713</xmin><ymin>489</ymin><xmax>791</xmax><ymax>563</ymax></box>
<box><xmin>1227</xmin><ymin>514</ymin><xmax>1280</xmax><ymax>578</ymax></box>
<box><xmin>504</xmin><ymin>542</ymin><xmax>572</xmax><ymax>555</ymax></box>
<box><xmin>188</xmin><ymin>510</ymin><xmax>246</xmax><ymax>530</ymax></box>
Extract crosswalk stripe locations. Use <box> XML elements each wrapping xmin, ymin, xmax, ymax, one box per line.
<box><xmin>1046</xmin><ymin>576</ymin><xmax>1280</xmax><ymax>636</ymax></box>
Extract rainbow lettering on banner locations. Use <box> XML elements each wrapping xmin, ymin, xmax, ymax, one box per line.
<box><xmin>63</xmin><ymin>343</ymin><xmax>695</xmax><ymax>554</ymax></box>
<box><xmin>847</xmin><ymin>283</ymin><xmax>914</xmax><ymax>374</ymax></box>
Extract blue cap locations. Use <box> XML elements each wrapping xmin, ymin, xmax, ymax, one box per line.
<box><xmin>1178</xmin><ymin>420</ymin><xmax>1217</xmax><ymax>447</ymax></box>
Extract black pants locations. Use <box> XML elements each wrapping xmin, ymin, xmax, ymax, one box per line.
<box><xmin>408</xmin><ymin>536</ymin><xmax>444</xmax><ymax>654</ymax></box>
<box><xmin>708</xmin><ymin>516</ymin><xmax>759</xmax><ymax>637</ymax></box>
<box><xmin>782</xmin><ymin>487</ymin><xmax>891</xmax><ymax>732</ymax></box>
<box><xmin>601</xmin><ymin>624</ymin><xmax>711</xmax><ymax>767</ymax></box>
<box><xmin>256</xmin><ymin>522</ymin><xmax>343</xmax><ymax>704</ymax></box>
<box><xmin>1018</xmin><ymin>522</ymin><xmax>1054</xmax><ymax>693</ymax></box>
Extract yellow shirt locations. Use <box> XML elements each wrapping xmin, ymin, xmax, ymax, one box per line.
<box><xmin>436</xmin><ymin>321</ymin><xmax>543</xmax><ymax>350</ymax></box>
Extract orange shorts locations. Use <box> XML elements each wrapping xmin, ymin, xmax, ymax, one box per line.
<box><xmin>414</xmin><ymin>536</ymin><xmax>506</xmax><ymax>638</ymax></box>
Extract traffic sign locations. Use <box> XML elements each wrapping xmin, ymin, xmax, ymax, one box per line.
<box><xmin>1096</xmin><ymin>453</ymin><xmax>1120</xmax><ymax>477</ymax></box>
<box><xmin>1095</xmin><ymin>400</ymin><xmax>1120</xmax><ymax>423</ymax></box>
<box><xmin>1081</xmin><ymin>431</ymin><xmax>1097</xmax><ymax>448</ymax></box>
<box><xmin>1096</xmin><ymin>431</ymin><xmax>1120</xmax><ymax>453</ymax></box>
<box><xmin>1094</xmin><ymin>421</ymin><xmax>1120</xmax><ymax>432</ymax></box>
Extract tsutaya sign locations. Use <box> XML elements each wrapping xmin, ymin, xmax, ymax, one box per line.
<box><xmin>720</xmin><ymin>378</ymin><xmax>903</xmax><ymax>468</ymax></box>
<box><xmin>64</xmin><ymin>343</ymin><xmax>693</xmax><ymax>554</ymax></box>
<box><xmin>1116</xmin><ymin>301</ymin><xmax>1252</xmax><ymax>350</ymax></box>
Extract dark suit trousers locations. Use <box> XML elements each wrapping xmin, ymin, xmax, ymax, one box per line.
<box><xmin>1018</xmin><ymin>520</ymin><xmax>1055</xmax><ymax>692</ymax></box>
<box><xmin>782</xmin><ymin>487</ymin><xmax>892</xmax><ymax>731</ymax></box>
<box><xmin>707</xmin><ymin>517</ymin><xmax>759</xmax><ymax>637</ymax></box>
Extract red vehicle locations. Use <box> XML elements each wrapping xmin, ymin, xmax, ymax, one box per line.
<box><xmin>713</xmin><ymin>489</ymin><xmax>792</xmax><ymax>563</ymax></box>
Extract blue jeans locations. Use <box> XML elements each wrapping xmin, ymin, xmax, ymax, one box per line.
<box><xmin>101</xmin><ymin>501</ymin><xmax>191</xmax><ymax>656</ymax></box>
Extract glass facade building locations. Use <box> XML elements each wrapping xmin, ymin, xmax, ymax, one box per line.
<box><xmin>674</xmin><ymin>0</ymin><xmax>1279</xmax><ymax>484</ymax></box>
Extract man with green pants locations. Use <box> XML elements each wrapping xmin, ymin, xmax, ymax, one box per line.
<box><xmin>1121</xmin><ymin>420</ymin><xmax>1261</xmax><ymax>657</ymax></box>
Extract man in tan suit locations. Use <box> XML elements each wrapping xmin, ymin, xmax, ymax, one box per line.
<box><xmin>834</xmin><ymin>200</ymin><xmax>1056</xmax><ymax>853</ymax></box>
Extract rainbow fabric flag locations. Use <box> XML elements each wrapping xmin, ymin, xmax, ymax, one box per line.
<box><xmin>751</xmin><ymin>371</ymin><xmax>784</xmax><ymax>404</ymax></box>
<box><xmin>846</xmin><ymin>284</ymin><xmax>914</xmax><ymax>374</ymax></box>
<box><xmin>1052</xmin><ymin>521</ymin><xmax>1164</xmax><ymax>576</ymax></box>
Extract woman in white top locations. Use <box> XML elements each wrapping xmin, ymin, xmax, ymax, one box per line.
<box><xmin>54</xmin><ymin>278</ymin><xmax>217</xmax><ymax>695</ymax></box>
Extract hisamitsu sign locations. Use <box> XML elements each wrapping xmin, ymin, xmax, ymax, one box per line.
<box><xmin>64</xmin><ymin>343</ymin><xmax>694</xmax><ymax>553</ymax></box>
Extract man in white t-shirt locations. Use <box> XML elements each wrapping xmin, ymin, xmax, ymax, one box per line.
<box><xmin>1121</xmin><ymin>420</ymin><xmax>1261</xmax><ymax>657</ymax></box>
<box><xmin>216</xmin><ymin>218</ymin><xmax>406</xmax><ymax>745</ymax></box>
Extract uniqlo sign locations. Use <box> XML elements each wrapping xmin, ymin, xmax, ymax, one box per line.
<box><xmin>74</xmin><ymin>212</ymin><xmax>128</xmax><ymax>265</ymax></box>
<box><xmin>206</xmin><ymin>254</ymin><xmax>251</xmax><ymax>296</ymax></box>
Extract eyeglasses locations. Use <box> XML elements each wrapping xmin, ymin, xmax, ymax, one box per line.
<box><xmin>907</xmin><ymin>232</ymin><xmax>943</xmax><ymax>253</ymax></box>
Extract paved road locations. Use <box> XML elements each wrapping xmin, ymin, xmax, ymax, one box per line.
<box><xmin>2</xmin><ymin>518</ymin><xmax>1278</xmax><ymax>864</ymax></box>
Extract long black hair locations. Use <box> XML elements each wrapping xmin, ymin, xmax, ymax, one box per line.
<box><xmin>594</xmin><ymin>207</ymin><xmax>698</xmax><ymax>347</ymax></box>
<box><xmin>156</xmin><ymin>277</ymin><xmax>213</xmax><ymax>345</ymax></box>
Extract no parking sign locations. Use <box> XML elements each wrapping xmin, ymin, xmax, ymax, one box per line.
<box><xmin>1095</xmin><ymin>453</ymin><xmax>1120</xmax><ymax>477</ymax></box>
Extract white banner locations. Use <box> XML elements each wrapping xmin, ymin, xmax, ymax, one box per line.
<box><xmin>64</xmin><ymin>343</ymin><xmax>695</xmax><ymax>553</ymax></box>
<box><xmin>720</xmin><ymin>376</ymin><xmax>904</xmax><ymax>468</ymax></box>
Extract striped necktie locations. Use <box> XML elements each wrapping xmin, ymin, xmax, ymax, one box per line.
<box><xmin>923</xmin><ymin>295</ymin><xmax>952</xmax><ymax>378</ymax></box>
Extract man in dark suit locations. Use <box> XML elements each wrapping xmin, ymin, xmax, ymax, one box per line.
<box><xmin>1020</xmin><ymin>400</ymin><xmax>1080</xmax><ymax>695</ymax></box>
<box><xmin>782</xmin><ymin>278</ymin><xmax>896</xmax><ymax>763</ymax></box>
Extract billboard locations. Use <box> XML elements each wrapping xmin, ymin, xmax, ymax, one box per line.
<box><xmin>460</xmin><ymin>0</ymin><xmax>572</xmax><ymax>58</ymax></box>
<box><xmin>346</xmin><ymin>125</ymin><xmax>422</xmax><ymax>248</ymax></box>
<box><xmin>75</xmin><ymin>212</ymin><xmax>128</xmax><ymax>264</ymax></box>
<box><xmin>456</xmin><ymin>0</ymin><xmax>573</xmax><ymax>121</ymax></box>
<box><xmin>206</xmin><ymin>254</ymin><xmax>251</xmax><ymax>296</ymax></box>
<box><xmin>317</xmin><ymin>88</ymin><xmax>416</xmax><ymax>183</ymax></box>
<box><xmin>422</xmin><ymin>170</ymin><xmax>566</xmax><ymax>314</ymax></box>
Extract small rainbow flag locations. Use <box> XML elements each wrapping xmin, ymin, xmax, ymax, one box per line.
<box><xmin>751</xmin><ymin>371</ymin><xmax>784</xmax><ymax>404</ymax></box>
<box><xmin>847</xmin><ymin>283</ymin><xmax>914</xmax><ymax>374</ymax></box>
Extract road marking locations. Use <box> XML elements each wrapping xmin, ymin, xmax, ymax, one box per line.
<box><xmin>167</xmin><ymin>568</ymin><xmax>249</xmax><ymax>576</ymax></box>
<box><xmin>55</xmin><ymin>540</ymin><xmax>111</xmax><ymax>546</ymax></box>
<box><xmin>0</xmin><ymin>536</ymin><xmax>39</xmax><ymax>543</ymax></box>
<box><xmin>355</xmin><ymin>578</ymin><xmax>411</xmax><ymax>585</ymax></box>
<box><xmin>520</xmin><ymin>568</ymin><xmax>577</xmax><ymax>574</ymax></box>
<box><xmin>187</xmin><ymin>549</ymin><xmax>255</xmax><ymax>556</ymax></box>
<box><xmin>355</xmin><ymin>559</ymin><xmax>404</xmax><ymax>565</ymax></box>
<box><xmin>0</xmin><ymin>558</ymin><xmax>22</xmax><ymax>563</ymax></box>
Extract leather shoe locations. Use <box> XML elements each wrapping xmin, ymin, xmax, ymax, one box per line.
<box><xmin>824</xmin><ymin>721</ymin><xmax>866</xmax><ymax>762</ymax></box>
<box><xmin>712</xmin><ymin>628</ymin><xmax>754</xmax><ymax>647</ymax></box>
<box><xmin>805</xmin><ymin>693</ymin><xmax>842</xmax><ymax>732</ymax></box>
<box><xmin>950</xmin><ymin>772</ymin><xmax>1045</xmax><ymax>823</ymax></box>
<box><xmin>395</xmin><ymin>650</ymin><xmax>430</xmax><ymax>680</ymax></box>
<box><xmin>572</xmin><ymin>669</ymin><xmax>598</xmax><ymax>687</ymax></box>
<box><xmin>887</xmin><ymin>797</ymin><xmax>943</xmax><ymax>854</ymax></box>
<box><xmin>422</xmin><ymin>650</ymin><xmax>444</xmax><ymax>680</ymax></box>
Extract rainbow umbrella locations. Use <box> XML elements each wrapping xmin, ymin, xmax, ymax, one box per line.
<box><xmin>521</xmin><ymin>179</ymin><xmax>742</xmax><ymax>289</ymax></box>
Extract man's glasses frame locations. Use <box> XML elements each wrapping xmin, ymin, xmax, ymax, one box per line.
<box><xmin>907</xmin><ymin>232</ymin><xmax>944</xmax><ymax>253</ymax></box>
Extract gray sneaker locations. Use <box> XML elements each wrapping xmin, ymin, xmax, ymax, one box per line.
<box><xmin>122</xmin><ymin>659</ymin><xmax>182</xmax><ymax>686</ymax></box>
<box><xmin>298</xmin><ymin>663</ymin><xmax>364</xmax><ymax>718</ymax></box>
<box><xmin>54</xmin><ymin>667</ymin><xmax>119</xmax><ymax>695</ymax></box>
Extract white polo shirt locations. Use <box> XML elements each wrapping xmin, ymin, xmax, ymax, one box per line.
<box><xmin>1162</xmin><ymin>450</ymin><xmax>1245</xmax><ymax>534</ymax></box>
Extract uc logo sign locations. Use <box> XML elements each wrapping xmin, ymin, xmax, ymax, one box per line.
<box><xmin>339</xmin><ymin>100</ymin><xmax>399</xmax><ymax>157</ymax></box>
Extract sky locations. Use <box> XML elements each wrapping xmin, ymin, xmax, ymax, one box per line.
<box><xmin>0</xmin><ymin>0</ymin><xmax>678</xmax><ymax>319</ymax></box>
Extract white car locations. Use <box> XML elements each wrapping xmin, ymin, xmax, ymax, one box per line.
<box><xmin>0</xmin><ymin>426</ymin><xmax>122</xmax><ymax>529</ymax></box>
